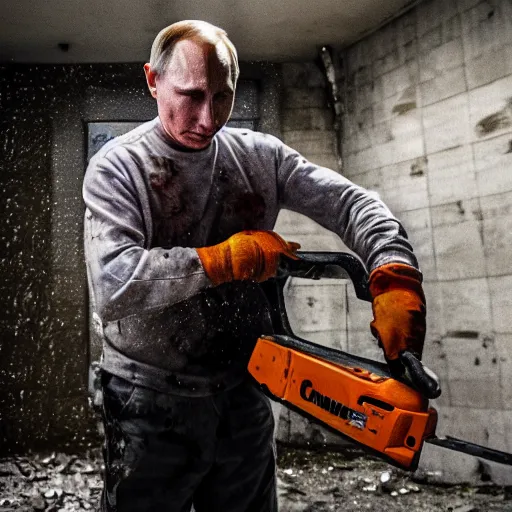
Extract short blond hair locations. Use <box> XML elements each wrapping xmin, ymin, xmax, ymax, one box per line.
<box><xmin>149</xmin><ymin>20</ymin><xmax>239</xmax><ymax>83</ymax></box>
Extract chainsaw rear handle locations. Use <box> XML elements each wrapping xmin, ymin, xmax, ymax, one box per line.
<box><xmin>276</xmin><ymin>251</ymin><xmax>441</xmax><ymax>399</ymax></box>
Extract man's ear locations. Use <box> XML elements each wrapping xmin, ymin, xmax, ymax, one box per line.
<box><xmin>143</xmin><ymin>63</ymin><xmax>158</xmax><ymax>98</ymax></box>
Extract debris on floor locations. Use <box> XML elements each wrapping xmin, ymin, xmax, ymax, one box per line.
<box><xmin>276</xmin><ymin>447</ymin><xmax>512</xmax><ymax>512</ymax></box>
<box><xmin>0</xmin><ymin>452</ymin><xmax>102</xmax><ymax>511</ymax></box>
<box><xmin>0</xmin><ymin>447</ymin><xmax>511</xmax><ymax>511</ymax></box>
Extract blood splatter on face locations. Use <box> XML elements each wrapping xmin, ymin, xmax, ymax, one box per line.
<box><xmin>145</xmin><ymin>39</ymin><xmax>235</xmax><ymax>150</ymax></box>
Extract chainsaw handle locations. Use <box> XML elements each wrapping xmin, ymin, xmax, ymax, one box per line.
<box><xmin>279</xmin><ymin>251</ymin><xmax>371</xmax><ymax>301</ymax></box>
<box><xmin>273</xmin><ymin>252</ymin><xmax>441</xmax><ymax>399</ymax></box>
<box><xmin>269</xmin><ymin>251</ymin><xmax>370</xmax><ymax>340</ymax></box>
<box><xmin>393</xmin><ymin>351</ymin><xmax>442</xmax><ymax>399</ymax></box>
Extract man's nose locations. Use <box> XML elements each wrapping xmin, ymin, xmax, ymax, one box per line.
<box><xmin>197</xmin><ymin>100</ymin><xmax>216</xmax><ymax>134</ymax></box>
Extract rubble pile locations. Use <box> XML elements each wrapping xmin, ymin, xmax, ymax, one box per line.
<box><xmin>0</xmin><ymin>447</ymin><xmax>511</xmax><ymax>511</ymax></box>
<box><xmin>0</xmin><ymin>451</ymin><xmax>102</xmax><ymax>511</ymax></box>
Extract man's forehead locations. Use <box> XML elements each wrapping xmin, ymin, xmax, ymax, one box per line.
<box><xmin>167</xmin><ymin>39</ymin><xmax>233</xmax><ymax>87</ymax></box>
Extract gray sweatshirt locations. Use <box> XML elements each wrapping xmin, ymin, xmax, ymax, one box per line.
<box><xmin>83</xmin><ymin>117</ymin><xmax>417</xmax><ymax>396</ymax></box>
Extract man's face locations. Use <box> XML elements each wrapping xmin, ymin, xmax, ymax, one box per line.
<box><xmin>147</xmin><ymin>39</ymin><xmax>235</xmax><ymax>150</ymax></box>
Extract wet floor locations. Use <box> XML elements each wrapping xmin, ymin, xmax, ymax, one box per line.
<box><xmin>0</xmin><ymin>447</ymin><xmax>511</xmax><ymax>511</ymax></box>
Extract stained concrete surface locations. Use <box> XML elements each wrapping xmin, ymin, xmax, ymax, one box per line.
<box><xmin>0</xmin><ymin>0</ymin><xmax>416</xmax><ymax>62</ymax></box>
<box><xmin>339</xmin><ymin>0</ymin><xmax>512</xmax><ymax>484</ymax></box>
<box><xmin>0</xmin><ymin>447</ymin><xmax>511</xmax><ymax>511</ymax></box>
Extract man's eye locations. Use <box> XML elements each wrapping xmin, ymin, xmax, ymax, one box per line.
<box><xmin>182</xmin><ymin>91</ymin><xmax>203</xmax><ymax>100</ymax></box>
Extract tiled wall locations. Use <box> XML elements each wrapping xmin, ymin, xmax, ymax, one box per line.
<box><xmin>340</xmin><ymin>0</ymin><xmax>512</xmax><ymax>483</ymax></box>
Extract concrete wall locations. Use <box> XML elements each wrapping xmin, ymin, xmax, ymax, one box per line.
<box><xmin>340</xmin><ymin>0</ymin><xmax>512</xmax><ymax>484</ymax></box>
<box><xmin>0</xmin><ymin>64</ymin><xmax>159</xmax><ymax>454</ymax></box>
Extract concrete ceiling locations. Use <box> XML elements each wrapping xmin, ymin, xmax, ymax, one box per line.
<box><xmin>0</xmin><ymin>0</ymin><xmax>417</xmax><ymax>63</ymax></box>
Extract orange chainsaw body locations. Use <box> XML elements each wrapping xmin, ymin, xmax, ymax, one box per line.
<box><xmin>248</xmin><ymin>335</ymin><xmax>438</xmax><ymax>471</ymax></box>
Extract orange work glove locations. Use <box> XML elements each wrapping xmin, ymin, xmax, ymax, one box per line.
<box><xmin>196</xmin><ymin>230</ymin><xmax>301</xmax><ymax>286</ymax></box>
<box><xmin>368</xmin><ymin>262</ymin><xmax>426</xmax><ymax>361</ymax></box>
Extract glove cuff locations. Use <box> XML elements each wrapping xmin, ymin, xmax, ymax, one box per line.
<box><xmin>369</xmin><ymin>263</ymin><xmax>424</xmax><ymax>300</ymax></box>
<box><xmin>196</xmin><ymin>243</ymin><xmax>233</xmax><ymax>286</ymax></box>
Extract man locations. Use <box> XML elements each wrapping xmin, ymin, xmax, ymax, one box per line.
<box><xmin>83</xmin><ymin>20</ymin><xmax>434</xmax><ymax>512</ymax></box>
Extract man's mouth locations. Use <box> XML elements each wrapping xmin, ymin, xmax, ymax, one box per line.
<box><xmin>186</xmin><ymin>132</ymin><xmax>213</xmax><ymax>143</ymax></box>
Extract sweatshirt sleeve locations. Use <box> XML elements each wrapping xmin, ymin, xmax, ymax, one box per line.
<box><xmin>83</xmin><ymin>153</ymin><xmax>210</xmax><ymax>322</ymax></box>
<box><xmin>275</xmin><ymin>139</ymin><xmax>418</xmax><ymax>272</ymax></box>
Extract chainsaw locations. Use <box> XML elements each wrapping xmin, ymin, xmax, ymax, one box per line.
<box><xmin>249</xmin><ymin>251</ymin><xmax>512</xmax><ymax>471</ymax></box>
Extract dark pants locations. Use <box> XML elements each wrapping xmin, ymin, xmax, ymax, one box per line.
<box><xmin>100</xmin><ymin>373</ymin><xmax>277</xmax><ymax>512</ymax></box>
